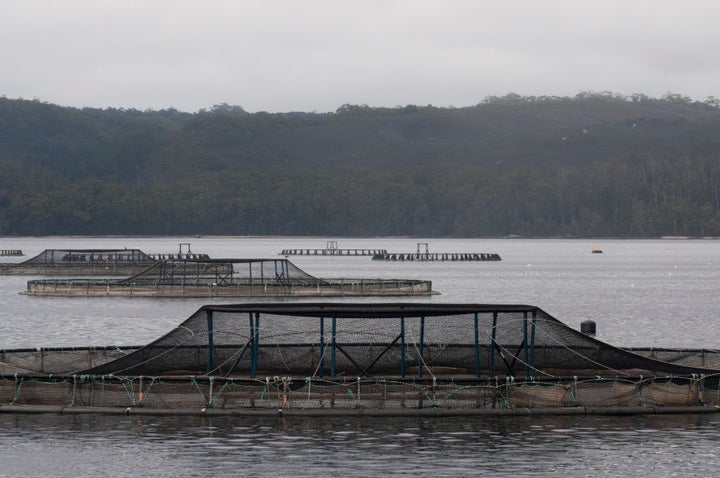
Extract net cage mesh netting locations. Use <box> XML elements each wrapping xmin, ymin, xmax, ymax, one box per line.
<box><xmin>25</xmin><ymin>259</ymin><xmax>432</xmax><ymax>297</ymax></box>
<box><xmin>10</xmin><ymin>249</ymin><xmax>157</xmax><ymax>267</ymax></box>
<box><xmin>81</xmin><ymin>303</ymin><xmax>720</xmax><ymax>378</ymax></box>
<box><xmin>3</xmin><ymin>303</ymin><xmax>720</xmax><ymax>411</ymax></box>
<box><xmin>115</xmin><ymin>259</ymin><xmax>328</xmax><ymax>286</ymax></box>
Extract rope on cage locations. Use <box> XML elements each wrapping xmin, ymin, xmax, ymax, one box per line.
<box><xmin>260</xmin><ymin>377</ymin><xmax>269</xmax><ymax>402</ymax></box>
<box><xmin>207</xmin><ymin>376</ymin><xmax>215</xmax><ymax>407</ymax></box>
<box><xmin>635</xmin><ymin>375</ymin><xmax>645</xmax><ymax>407</ymax></box>
<box><xmin>698</xmin><ymin>373</ymin><xmax>706</xmax><ymax>404</ymax></box>
<box><xmin>207</xmin><ymin>331</ymin><xmax>256</xmax><ymax>377</ymax></box>
<box><xmin>274</xmin><ymin>340</ymin><xmax>292</xmax><ymax>375</ymax></box>
<box><xmin>120</xmin><ymin>377</ymin><xmax>137</xmax><ymax>406</ymax></box>
<box><xmin>142</xmin><ymin>376</ymin><xmax>158</xmax><ymax>404</ymax></box>
<box><xmin>190</xmin><ymin>377</ymin><xmax>209</xmax><ymax>407</ymax></box>
<box><xmin>12</xmin><ymin>373</ymin><xmax>23</xmax><ymax>404</ymax></box>
<box><xmin>498</xmin><ymin>376</ymin><xmax>513</xmax><ymax>408</ymax></box>
<box><xmin>487</xmin><ymin>341</ymin><xmax>557</xmax><ymax>379</ymax></box>
<box><xmin>527</xmin><ymin>325</ymin><xmax>635</xmax><ymax>377</ymax></box>
<box><xmin>424</xmin><ymin>382</ymin><xmax>464</xmax><ymax>407</ymax></box>
<box><xmin>98</xmin><ymin>325</ymin><xmax>199</xmax><ymax>376</ymax></box>
<box><xmin>305</xmin><ymin>377</ymin><xmax>312</xmax><ymax>405</ymax></box>
<box><xmin>410</xmin><ymin>338</ymin><xmax>436</xmax><ymax>381</ymax></box>
<box><xmin>569</xmin><ymin>376</ymin><xmax>579</xmax><ymax>406</ymax></box>
<box><xmin>212</xmin><ymin>377</ymin><xmax>247</xmax><ymax>407</ymax></box>
<box><xmin>483</xmin><ymin>317</ymin><xmax>612</xmax><ymax>377</ymax></box>
<box><xmin>482</xmin><ymin>316</ymin><xmax>559</xmax><ymax>378</ymax></box>
<box><xmin>70</xmin><ymin>374</ymin><xmax>77</xmax><ymax>406</ymax></box>
<box><xmin>345</xmin><ymin>379</ymin><xmax>362</xmax><ymax>407</ymax></box>
<box><xmin>310</xmin><ymin>341</ymin><xmax>331</xmax><ymax>378</ymax></box>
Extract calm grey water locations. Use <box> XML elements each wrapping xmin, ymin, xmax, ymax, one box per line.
<box><xmin>1</xmin><ymin>236</ymin><xmax>719</xmax><ymax>477</ymax></box>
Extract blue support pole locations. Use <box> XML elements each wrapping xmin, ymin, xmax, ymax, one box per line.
<box><xmin>530</xmin><ymin>310</ymin><xmax>537</xmax><ymax>379</ymax></box>
<box><xmin>319</xmin><ymin>316</ymin><xmax>325</xmax><ymax>378</ymax></box>
<box><xmin>253</xmin><ymin>312</ymin><xmax>260</xmax><ymax>377</ymax></box>
<box><xmin>418</xmin><ymin>316</ymin><xmax>425</xmax><ymax>378</ymax></box>
<box><xmin>490</xmin><ymin>312</ymin><xmax>498</xmax><ymax>377</ymax></box>
<box><xmin>400</xmin><ymin>316</ymin><xmax>406</xmax><ymax>378</ymax></box>
<box><xmin>523</xmin><ymin>311</ymin><xmax>529</xmax><ymax>379</ymax></box>
<box><xmin>248</xmin><ymin>312</ymin><xmax>257</xmax><ymax>378</ymax></box>
<box><xmin>331</xmin><ymin>316</ymin><xmax>337</xmax><ymax>378</ymax></box>
<box><xmin>206</xmin><ymin>310</ymin><xmax>214</xmax><ymax>375</ymax></box>
<box><xmin>474</xmin><ymin>312</ymin><xmax>481</xmax><ymax>377</ymax></box>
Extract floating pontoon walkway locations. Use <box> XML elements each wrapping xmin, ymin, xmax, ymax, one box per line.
<box><xmin>149</xmin><ymin>252</ymin><xmax>210</xmax><ymax>260</ymax></box>
<box><xmin>281</xmin><ymin>248</ymin><xmax>387</xmax><ymax>256</ymax></box>
<box><xmin>150</xmin><ymin>242</ymin><xmax>210</xmax><ymax>261</ymax></box>
<box><xmin>372</xmin><ymin>242</ymin><xmax>501</xmax><ymax>262</ymax></box>
<box><xmin>0</xmin><ymin>250</ymin><xmax>23</xmax><ymax>257</ymax></box>
<box><xmin>281</xmin><ymin>240</ymin><xmax>386</xmax><ymax>257</ymax></box>
<box><xmin>373</xmin><ymin>252</ymin><xmax>501</xmax><ymax>261</ymax></box>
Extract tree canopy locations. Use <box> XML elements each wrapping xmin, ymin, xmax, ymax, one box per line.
<box><xmin>1</xmin><ymin>92</ymin><xmax>720</xmax><ymax>237</ymax></box>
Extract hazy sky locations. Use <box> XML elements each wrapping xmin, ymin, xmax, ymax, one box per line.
<box><xmin>2</xmin><ymin>0</ymin><xmax>718</xmax><ymax>113</ymax></box>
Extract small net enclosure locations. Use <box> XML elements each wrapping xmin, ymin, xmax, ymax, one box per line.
<box><xmin>0</xmin><ymin>249</ymin><xmax>159</xmax><ymax>275</ymax></box>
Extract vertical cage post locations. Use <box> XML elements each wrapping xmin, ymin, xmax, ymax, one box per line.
<box><xmin>206</xmin><ymin>310</ymin><xmax>214</xmax><ymax>375</ymax></box>
<box><xmin>530</xmin><ymin>310</ymin><xmax>537</xmax><ymax>378</ymax></box>
<box><xmin>253</xmin><ymin>312</ymin><xmax>260</xmax><ymax>378</ymax></box>
<box><xmin>418</xmin><ymin>316</ymin><xmax>425</xmax><ymax>378</ymax></box>
<box><xmin>523</xmin><ymin>311</ymin><xmax>529</xmax><ymax>379</ymax></box>
<box><xmin>474</xmin><ymin>312</ymin><xmax>481</xmax><ymax>377</ymax></box>
<box><xmin>248</xmin><ymin>312</ymin><xmax>257</xmax><ymax>378</ymax></box>
<box><xmin>331</xmin><ymin>316</ymin><xmax>337</xmax><ymax>378</ymax></box>
<box><xmin>181</xmin><ymin>260</ymin><xmax>188</xmax><ymax>287</ymax></box>
<box><xmin>400</xmin><ymin>316</ymin><xmax>406</xmax><ymax>378</ymax></box>
<box><xmin>490</xmin><ymin>311</ymin><xmax>498</xmax><ymax>377</ymax></box>
<box><xmin>319</xmin><ymin>316</ymin><xmax>325</xmax><ymax>378</ymax></box>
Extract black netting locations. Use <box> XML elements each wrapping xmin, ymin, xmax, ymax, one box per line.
<box><xmin>22</xmin><ymin>249</ymin><xmax>155</xmax><ymax>265</ymax></box>
<box><xmin>1</xmin><ymin>249</ymin><xmax>159</xmax><ymax>275</ymax></box>
<box><xmin>81</xmin><ymin>303</ymin><xmax>720</xmax><ymax>378</ymax></box>
<box><xmin>25</xmin><ymin>260</ymin><xmax>433</xmax><ymax>297</ymax></box>
<box><xmin>116</xmin><ymin>259</ymin><xmax>326</xmax><ymax>285</ymax></box>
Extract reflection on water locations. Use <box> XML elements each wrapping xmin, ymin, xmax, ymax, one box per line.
<box><xmin>2</xmin><ymin>413</ymin><xmax>720</xmax><ymax>477</ymax></box>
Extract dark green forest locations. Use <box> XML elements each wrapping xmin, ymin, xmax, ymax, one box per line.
<box><xmin>2</xmin><ymin>92</ymin><xmax>720</xmax><ymax>237</ymax></box>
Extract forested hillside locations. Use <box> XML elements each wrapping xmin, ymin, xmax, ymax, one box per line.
<box><xmin>2</xmin><ymin>92</ymin><xmax>720</xmax><ymax>237</ymax></box>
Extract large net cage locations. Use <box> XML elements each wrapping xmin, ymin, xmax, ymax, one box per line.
<box><xmin>81</xmin><ymin>303</ymin><xmax>720</xmax><ymax>379</ymax></box>
<box><xmin>25</xmin><ymin>260</ymin><xmax>434</xmax><ymax>297</ymax></box>
<box><xmin>3</xmin><ymin>303</ymin><xmax>720</xmax><ymax>413</ymax></box>
<box><xmin>117</xmin><ymin>258</ymin><xmax>326</xmax><ymax>285</ymax></box>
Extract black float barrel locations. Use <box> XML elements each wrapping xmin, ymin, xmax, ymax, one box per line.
<box><xmin>580</xmin><ymin>319</ymin><xmax>597</xmax><ymax>336</ymax></box>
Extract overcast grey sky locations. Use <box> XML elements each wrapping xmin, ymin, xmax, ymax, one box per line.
<box><xmin>1</xmin><ymin>0</ymin><xmax>718</xmax><ymax>113</ymax></box>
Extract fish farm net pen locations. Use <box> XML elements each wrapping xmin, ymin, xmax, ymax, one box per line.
<box><xmin>3</xmin><ymin>302</ymin><xmax>720</xmax><ymax>415</ymax></box>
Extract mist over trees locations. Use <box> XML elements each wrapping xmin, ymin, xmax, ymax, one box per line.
<box><xmin>1</xmin><ymin>92</ymin><xmax>720</xmax><ymax>237</ymax></box>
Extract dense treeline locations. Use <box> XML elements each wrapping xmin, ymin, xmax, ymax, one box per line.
<box><xmin>1</xmin><ymin>92</ymin><xmax>720</xmax><ymax>237</ymax></box>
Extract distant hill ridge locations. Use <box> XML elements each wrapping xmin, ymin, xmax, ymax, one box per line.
<box><xmin>1</xmin><ymin>92</ymin><xmax>719</xmax><ymax>237</ymax></box>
